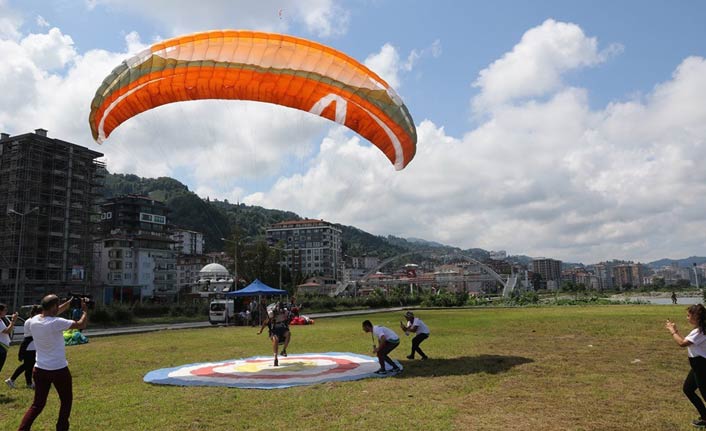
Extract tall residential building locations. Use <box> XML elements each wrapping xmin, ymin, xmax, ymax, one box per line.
<box><xmin>0</xmin><ymin>129</ymin><xmax>104</xmax><ymax>307</ymax></box>
<box><xmin>532</xmin><ymin>258</ymin><xmax>563</xmax><ymax>289</ymax></box>
<box><xmin>176</xmin><ymin>254</ymin><xmax>211</xmax><ymax>296</ymax></box>
<box><xmin>612</xmin><ymin>263</ymin><xmax>648</xmax><ymax>289</ymax></box>
<box><xmin>95</xmin><ymin>195</ymin><xmax>176</xmax><ymax>302</ymax></box>
<box><xmin>171</xmin><ymin>229</ymin><xmax>205</xmax><ymax>255</ymax></box>
<box><xmin>592</xmin><ymin>262</ymin><xmax>615</xmax><ymax>290</ymax></box>
<box><xmin>266</xmin><ymin>219</ymin><xmax>342</xmax><ymax>283</ymax></box>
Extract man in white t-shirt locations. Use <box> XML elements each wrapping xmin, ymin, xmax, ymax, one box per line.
<box><xmin>363</xmin><ymin>320</ymin><xmax>401</xmax><ymax>375</ymax></box>
<box><xmin>400</xmin><ymin>311</ymin><xmax>430</xmax><ymax>360</ymax></box>
<box><xmin>18</xmin><ymin>294</ymin><xmax>88</xmax><ymax>431</ymax></box>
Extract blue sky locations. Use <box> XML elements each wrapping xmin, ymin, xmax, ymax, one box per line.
<box><xmin>1</xmin><ymin>0</ymin><xmax>705</xmax><ymax>263</ymax></box>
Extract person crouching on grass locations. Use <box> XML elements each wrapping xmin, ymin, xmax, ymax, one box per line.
<box><xmin>362</xmin><ymin>320</ymin><xmax>401</xmax><ymax>375</ymax></box>
<box><xmin>666</xmin><ymin>304</ymin><xmax>706</xmax><ymax>428</ymax></box>
<box><xmin>400</xmin><ymin>311</ymin><xmax>430</xmax><ymax>360</ymax></box>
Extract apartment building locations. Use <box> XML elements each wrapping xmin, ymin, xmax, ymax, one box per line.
<box><xmin>0</xmin><ymin>129</ymin><xmax>104</xmax><ymax>307</ymax></box>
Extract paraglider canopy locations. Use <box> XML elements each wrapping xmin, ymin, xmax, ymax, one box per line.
<box><xmin>88</xmin><ymin>29</ymin><xmax>417</xmax><ymax>170</ymax></box>
<box><xmin>226</xmin><ymin>279</ymin><xmax>287</xmax><ymax>297</ymax></box>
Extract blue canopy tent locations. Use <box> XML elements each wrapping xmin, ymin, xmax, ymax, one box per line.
<box><xmin>225</xmin><ymin>279</ymin><xmax>287</xmax><ymax>325</ymax></box>
<box><xmin>226</xmin><ymin>279</ymin><xmax>287</xmax><ymax>297</ymax></box>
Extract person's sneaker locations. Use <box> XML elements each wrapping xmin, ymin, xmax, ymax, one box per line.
<box><xmin>406</xmin><ymin>354</ymin><xmax>414</xmax><ymax>360</ymax></box>
<box><xmin>5</xmin><ymin>378</ymin><xmax>15</xmax><ymax>389</ymax></box>
<box><xmin>27</xmin><ymin>383</ymin><xmax>35</xmax><ymax>390</ymax></box>
<box><xmin>391</xmin><ymin>368</ymin><xmax>402</xmax><ymax>375</ymax></box>
<box><xmin>274</xmin><ymin>358</ymin><xmax>279</xmax><ymax>367</ymax></box>
<box><xmin>421</xmin><ymin>356</ymin><xmax>429</xmax><ymax>361</ymax></box>
<box><xmin>693</xmin><ymin>419</ymin><xmax>706</xmax><ymax>428</ymax></box>
<box><xmin>373</xmin><ymin>368</ymin><xmax>387</xmax><ymax>375</ymax></box>
<box><xmin>280</xmin><ymin>350</ymin><xmax>287</xmax><ymax>357</ymax></box>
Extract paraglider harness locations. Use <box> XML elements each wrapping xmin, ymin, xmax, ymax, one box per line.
<box><xmin>268</xmin><ymin>304</ymin><xmax>291</xmax><ymax>345</ymax></box>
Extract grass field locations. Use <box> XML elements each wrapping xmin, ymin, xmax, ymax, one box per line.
<box><xmin>0</xmin><ymin>305</ymin><xmax>700</xmax><ymax>430</ymax></box>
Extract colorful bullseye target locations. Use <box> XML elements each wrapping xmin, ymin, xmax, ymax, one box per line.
<box><xmin>144</xmin><ymin>352</ymin><xmax>402</xmax><ymax>389</ymax></box>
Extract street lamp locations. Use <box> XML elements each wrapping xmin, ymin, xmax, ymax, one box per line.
<box><xmin>269</xmin><ymin>245</ymin><xmax>287</xmax><ymax>290</ymax></box>
<box><xmin>8</xmin><ymin>206</ymin><xmax>39</xmax><ymax>311</ymax></box>
<box><xmin>220</xmin><ymin>237</ymin><xmax>238</xmax><ymax>289</ymax></box>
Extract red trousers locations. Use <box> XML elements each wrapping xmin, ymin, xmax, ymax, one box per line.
<box><xmin>18</xmin><ymin>366</ymin><xmax>73</xmax><ymax>431</ymax></box>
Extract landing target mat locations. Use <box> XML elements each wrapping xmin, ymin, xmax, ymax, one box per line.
<box><xmin>144</xmin><ymin>352</ymin><xmax>403</xmax><ymax>389</ymax></box>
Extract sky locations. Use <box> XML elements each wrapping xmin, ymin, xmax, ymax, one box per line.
<box><xmin>1</xmin><ymin>0</ymin><xmax>705</xmax><ymax>264</ymax></box>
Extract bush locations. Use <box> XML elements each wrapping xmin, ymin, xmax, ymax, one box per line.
<box><xmin>111</xmin><ymin>305</ymin><xmax>134</xmax><ymax>324</ymax></box>
<box><xmin>421</xmin><ymin>291</ymin><xmax>468</xmax><ymax>307</ymax></box>
<box><xmin>90</xmin><ymin>307</ymin><xmax>112</xmax><ymax>325</ymax></box>
<box><xmin>132</xmin><ymin>304</ymin><xmax>170</xmax><ymax>318</ymax></box>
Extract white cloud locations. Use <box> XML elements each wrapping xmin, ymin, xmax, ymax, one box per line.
<box><xmin>246</xmin><ymin>23</ymin><xmax>706</xmax><ymax>263</ymax></box>
<box><xmin>0</xmin><ymin>21</ymin><xmax>329</xmax><ymax>185</ymax></box>
<box><xmin>404</xmin><ymin>39</ymin><xmax>442</xmax><ymax>71</ymax></box>
<box><xmin>36</xmin><ymin>15</ymin><xmax>50</xmax><ymax>28</ymax></box>
<box><xmin>472</xmin><ymin>19</ymin><xmax>622</xmax><ymax>113</ymax></box>
<box><xmin>85</xmin><ymin>0</ymin><xmax>349</xmax><ymax>38</ymax></box>
<box><xmin>195</xmin><ymin>185</ymin><xmax>245</xmax><ymax>204</ymax></box>
<box><xmin>1</xmin><ymin>12</ymin><xmax>704</xmax><ymax>264</ymax></box>
<box><xmin>365</xmin><ymin>39</ymin><xmax>443</xmax><ymax>88</ymax></box>
<box><xmin>20</xmin><ymin>27</ymin><xmax>77</xmax><ymax>70</ymax></box>
<box><xmin>364</xmin><ymin>43</ymin><xmax>402</xmax><ymax>88</ymax></box>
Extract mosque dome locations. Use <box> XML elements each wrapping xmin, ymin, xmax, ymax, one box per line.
<box><xmin>199</xmin><ymin>263</ymin><xmax>230</xmax><ymax>276</ymax></box>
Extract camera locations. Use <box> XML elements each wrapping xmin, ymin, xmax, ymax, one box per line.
<box><xmin>69</xmin><ymin>295</ymin><xmax>91</xmax><ymax>309</ymax></box>
<box><xmin>70</xmin><ymin>296</ymin><xmax>82</xmax><ymax>309</ymax></box>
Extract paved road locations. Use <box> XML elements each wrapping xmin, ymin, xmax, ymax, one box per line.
<box><xmin>10</xmin><ymin>307</ymin><xmax>411</xmax><ymax>344</ymax></box>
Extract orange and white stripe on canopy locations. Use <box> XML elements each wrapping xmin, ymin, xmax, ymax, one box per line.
<box><xmin>89</xmin><ymin>30</ymin><xmax>417</xmax><ymax>170</ymax></box>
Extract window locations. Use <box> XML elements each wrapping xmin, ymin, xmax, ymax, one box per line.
<box><xmin>139</xmin><ymin>212</ymin><xmax>166</xmax><ymax>225</ymax></box>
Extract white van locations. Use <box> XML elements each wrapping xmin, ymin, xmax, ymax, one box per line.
<box><xmin>209</xmin><ymin>299</ymin><xmax>235</xmax><ymax>325</ymax></box>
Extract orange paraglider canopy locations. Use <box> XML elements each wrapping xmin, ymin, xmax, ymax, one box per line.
<box><xmin>89</xmin><ymin>30</ymin><xmax>417</xmax><ymax>170</ymax></box>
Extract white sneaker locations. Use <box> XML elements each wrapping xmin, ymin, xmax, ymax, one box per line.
<box><xmin>5</xmin><ymin>378</ymin><xmax>16</xmax><ymax>389</ymax></box>
<box><xmin>27</xmin><ymin>383</ymin><xmax>35</xmax><ymax>389</ymax></box>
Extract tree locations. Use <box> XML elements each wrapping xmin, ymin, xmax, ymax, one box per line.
<box><xmin>675</xmin><ymin>279</ymin><xmax>691</xmax><ymax>289</ymax></box>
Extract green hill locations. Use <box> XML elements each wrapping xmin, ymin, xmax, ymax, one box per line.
<box><xmin>101</xmin><ymin>171</ymin><xmax>447</xmax><ymax>258</ymax></box>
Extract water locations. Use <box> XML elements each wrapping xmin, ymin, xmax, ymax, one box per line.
<box><xmin>623</xmin><ymin>296</ymin><xmax>702</xmax><ymax>305</ymax></box>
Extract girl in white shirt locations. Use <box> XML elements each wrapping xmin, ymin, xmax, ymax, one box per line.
<box><xmin>0</xmin><ymin>303</ymin><xmax>18</xmax><ymax>375</ymax></box>
<box><xmin>666</xmin><ymin>304</ymin><xmax>706</xmax><ymax>428</ymax></box>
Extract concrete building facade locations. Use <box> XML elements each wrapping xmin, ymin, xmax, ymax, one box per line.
<box><xmin>0</xmin><ymin>129</ymin><xmax>104</xmax><ymax>307</ymax></box>
<box><xmin>95</xmin><ymin>195</ymin><xmax>177</xmax><ymax>302</ymax></box>
<box><xmin>532</xmin><ymin>258</ymin><xmax>563</xmax><ymax>290</ymax></box>
<box><xmin>266</xmin><ymin>219</ymin><xmax>342</xmax><ymax>284</ymax></box>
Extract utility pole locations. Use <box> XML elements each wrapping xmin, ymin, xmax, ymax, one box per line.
<box><xmin>8</xmin><ymin>207</ymin><xmax>39</xmax><ymax>311</ymax></box>
<box><xmin>221</xmin><ymin>237</ymin><xmax>238</xmax><ymax>288</ymax></box>
<box><xmin>694</xmin><ymin>263</ymin><xmax>701</xmax><ymax>290</ymax></box>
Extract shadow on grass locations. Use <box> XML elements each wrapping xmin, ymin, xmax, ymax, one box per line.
<box><xmin>398</xmin><ymin>354</ymin><xmax>533</xmax><ymax>378</ymax></box>
<box><xmin>0</xmin><ymin>393</ymin><xmax>14</xmax><ymax>404</ymax></box>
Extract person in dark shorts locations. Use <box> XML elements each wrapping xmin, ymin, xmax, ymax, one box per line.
<box><xmin>258</xmin><ymin>302</ymin><xmax>291</xmax><ymax>366</ymax></box>
<box><xmin>400</xmin><ymin>311</ymin><xmax>430</xmax><ymax>360</ymax></box>
<box><xmin>363</xmin><ymin>320</ymin><xmax>401</xmax><ymax>375</ymax></box>
<box><xmin>6</xmin><ymin>305</ymin><xmax>41</xmax><ymax>389</ymax></box>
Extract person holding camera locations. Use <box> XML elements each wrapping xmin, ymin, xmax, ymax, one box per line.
<box><xmin>17</xmin><ymin>294</ymin><xmax>88</xmax><ymax>431</ymax></box>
